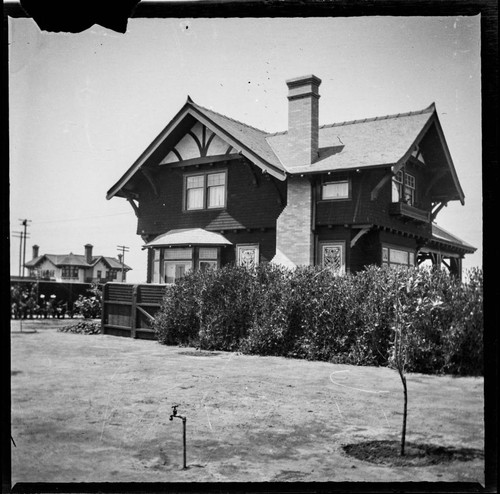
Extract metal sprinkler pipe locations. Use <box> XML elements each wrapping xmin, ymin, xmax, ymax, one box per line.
<box><xmin>169</xmin><ymin>405</ymin><xmax>187</xmax><ymax>469</ymax></box>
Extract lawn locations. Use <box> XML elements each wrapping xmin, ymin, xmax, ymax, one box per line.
<box><xmin>10</xmin><ymin>319</ymin><xmax>484</xmax><ymax>484</ymax></box>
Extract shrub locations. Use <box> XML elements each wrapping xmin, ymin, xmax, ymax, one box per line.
<box><xmin>152</xmin><ymin>263</ymin><xmax>483</xmax><ymax>376</ymax></box>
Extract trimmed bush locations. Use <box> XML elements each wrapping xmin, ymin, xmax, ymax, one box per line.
<box><xmin>152</xmin><ymin>264</ymin><xmax>483</xmax><ymax>376</ymax></box>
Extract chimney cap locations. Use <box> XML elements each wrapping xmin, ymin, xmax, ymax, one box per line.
<box><xmin>286</xmin><ymin>74</ymin><xmax>322</xmax><ymax>88</ymax></box>
<box><xmin>84</xmin><ymin>243</ymin><xmax>93</xmax><ymax>248</ymax></box>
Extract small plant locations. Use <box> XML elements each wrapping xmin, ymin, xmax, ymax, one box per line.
<box><xmin>389</xmin><ymin>268</ymin><xmax>446</xmax><ymax>456</ymax></box>
<box><xmin>74</xmin><ymin>283</ymin><xmax>102</xmax><ymax>319</ymax></box>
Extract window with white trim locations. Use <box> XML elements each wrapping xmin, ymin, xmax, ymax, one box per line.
<box><xmin>382</xmin><ymin>245</ymin><xmax>416</xmax><ymax>267</ymax></box>
<box><xmin>199</xmin><ymin>247</ymin><xmax>219</xmax><ymax>271</ymax></box>
<box><xmin>392</xmin><ymin>169</ymin><xmax>416</xmax><ymax>206</ymax></box>
<box><xmin>150</xmin><ymin>246</ymin><xmax>220</xmax><ymax>283</ymax></box>
<box><xmin>322</xmin><ymin>180</ymin><xmax>350</xmax><ymax>200</ymax></box>
<box><xmin>163</xmin><ymin>247</ymin><xmax>193</xmax><ymax>284</ymax></box>
<box><xmin>185</xmin><ymin>171</ymin><xmax>227</xmax><ymax>210</ymax></box>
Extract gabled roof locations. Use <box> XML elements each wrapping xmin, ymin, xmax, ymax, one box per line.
<box><xmin>107</xmin><ymin>97</ymin><xmax>286</xmax><ymax>200</ymax></box>
<box><xmin>143</xmin><ymin>228</ymin><xmax>232</xmax><ymax>248</ymax></box>
<box><xmin>107</xmin><ymin>98</ymin><xmax>464</xmax><ymax>204</ymax></box>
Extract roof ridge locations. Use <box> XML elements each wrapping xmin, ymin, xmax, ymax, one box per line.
<box><xmin>189</xmin><ymin>99</ymin><xmax>270</xmax><ymax>134</ymax></box>
<box><xmin>266</xmin><ymin>103</ymin><xmax>436</xmax><ymax>136</ymax></box>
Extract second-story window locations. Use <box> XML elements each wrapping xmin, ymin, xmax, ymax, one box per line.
<box><xmin>321</xmin><ymin>179</ymin><xmax>350</xmax><ymax>200</ymax></box>
<box><xmin>392</xmin><ymin>169</ymin><xmax>416</xmax><ymax>206</ymax></box>
<box><xmin>185</xmin><ymin>171</ymin><xmax>226</xmax><ymax>210</ymax></box>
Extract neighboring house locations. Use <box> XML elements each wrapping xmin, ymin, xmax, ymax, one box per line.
<box><xmin>106</xmin><ymin>74</ymin><xmax>475</xmax><ymax>284</ymax></box>
<box><xmin>24</xmin><ymin>244</ymin><xmax>132</xmax><ymax>283</ymax></box>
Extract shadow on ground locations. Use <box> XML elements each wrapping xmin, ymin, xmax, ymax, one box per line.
<box><xmin>342</xmin><ymin>440</ymin><xmax>484</xmax><ymax>467</ymax></box>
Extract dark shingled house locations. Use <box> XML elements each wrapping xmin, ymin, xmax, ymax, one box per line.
<box><xmin>107</xmin><ymin>75</ymin><xmax>475</xmax><ymax>283</ymax></box>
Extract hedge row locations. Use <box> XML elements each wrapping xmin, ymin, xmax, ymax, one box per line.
<box><xmin>152</xmin><ymin>265</ymin><xmax>483</xmax><ymax>376</ymax></box>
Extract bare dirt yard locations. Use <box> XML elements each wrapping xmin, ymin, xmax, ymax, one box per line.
<box><xmin>10</xmin><ymin>319</ymin><xmax>484</xmax><ymax>485</ymax></box>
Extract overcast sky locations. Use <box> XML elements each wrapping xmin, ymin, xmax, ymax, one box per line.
<box><xmin>8</xmin><ymin>15</ymin><xmax>481</xmax><ymax>283</ymax></box>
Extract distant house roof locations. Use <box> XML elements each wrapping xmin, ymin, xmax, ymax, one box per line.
<box><xmin>25</xmin><ymin>253</ymin><xmax>132</xmax><ymax>271</ymax></box>
<box><xmin>143</xmin><ymin>228</ymin><xmax>232</xmax><ymax>248</ymax></box>
<box><xmin>107</xmin><ymin>98</ymin><xmax>464</xmax><ymax>205</ymax></box>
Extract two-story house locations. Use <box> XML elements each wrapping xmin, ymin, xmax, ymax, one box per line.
<box><xmin>24</xmin><ymin>244</ymin><xmax>132</xmax><ymax>283</ymax></box>
<box><xmin>106</xmin><ymin>75</ymin><xmax>475</xmax><ymax>283</ymax></box>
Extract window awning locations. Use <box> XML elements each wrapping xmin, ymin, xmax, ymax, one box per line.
<box><xmin>143</xmin><ymin>228</ymin><xmax>232</xmax><ymax>248</ymax></box>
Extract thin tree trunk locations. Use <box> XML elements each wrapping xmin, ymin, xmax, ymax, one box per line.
<box><xmin>398</xmin><ymin>370</ymin><xmax>408</xmax><ymax>456</ymax></box>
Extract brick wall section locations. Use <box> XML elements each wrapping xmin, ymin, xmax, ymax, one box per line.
<box><xmin>275</xmin><ymin>176</ymin><xmax>313</xmax><ymax>266</ymax></box>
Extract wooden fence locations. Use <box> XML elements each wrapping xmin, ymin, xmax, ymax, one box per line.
<box><xmin>101</xmin><ymin>283</ymin><xmax>167</xmax><ymax>339</ymax></box>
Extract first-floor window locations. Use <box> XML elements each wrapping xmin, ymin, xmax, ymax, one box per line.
<box><xmin>236</xmin><ymin>244</ymin><xmax>259</xmax><ymax>269</ymax></box>
<box><xmin>199</xmin><ymin>247</ymin><xmax>219</xmax><ymax>271</ymax></box>
<box><xmin>163</xmin><ymin>248</ymin><xmax>193</xmax><ymax>284</ymax></box>
<box><xmin>382</xmin><ymin>245</ymin><xmax>415</xmax><ymax>267</ymax></box>
<box><xmin>150</xmin><ymin>246</ymin><xmax>222</xmax><ymax>283</ymax></box>
<box><xmin>320</xmin><ymin>242</ymin><xmax>345</xmax><ymax>274</ymax></box>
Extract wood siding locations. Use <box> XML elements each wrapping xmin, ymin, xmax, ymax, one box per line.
<box><xmin>315</xmin><ymin>169</ymin><xmax>432</xmax><ymax>237</ymax></box>
<box><xmin>136</xmin><ymin>159</ymin><xmax>286</xmax><ymax>236</ymax></box>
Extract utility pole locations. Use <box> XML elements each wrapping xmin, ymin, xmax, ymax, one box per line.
<box><xmin>117</xmin><ymin>245</ymin><xmax>129</xmax><ymax>282</ymax></box>
<box><xmin>19</xmin><ymin>219</ymin><xmax>31</xmax><ymax>278</ymax></box>
<box><xmin>12</xmin><ymin>232</ymin><xmax>24</xmax><ymax>277</ymax></box>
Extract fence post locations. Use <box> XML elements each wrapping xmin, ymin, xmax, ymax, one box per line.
<box><xmin>130</xmin><ymin>284</ymin><xmax>138</xmax><ymax>338</ymax></box>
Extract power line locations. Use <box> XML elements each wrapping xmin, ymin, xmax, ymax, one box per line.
<box><xmin>35</xmin><ymin>212</ymin><xmax>131</xmax><ymax>224</ymax></box>
<box><xmin>17</xmin><ymin>219</ymin><xmax>32</xmax><ymax>277</ymax></box>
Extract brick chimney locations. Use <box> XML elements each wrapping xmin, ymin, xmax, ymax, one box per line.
<box><xmin>286</xmin><ymin>74</ymin><xmax>321</xmax><ymax>167</ymax></box>
<box><xmin>84</xmin><ymin>244</ymin><xmax>93</xmax><ymax>263</ymax></box>
<box><xmin>271</xmin><ymin>76</ymin><xmax>322</xmax><ymax>268</ymax></box>
<box><xmin>32</xmin><ymin>245</ymin><xmax>39</xmax><ymax>259</ymax></box>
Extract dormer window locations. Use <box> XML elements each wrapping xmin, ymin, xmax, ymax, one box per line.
<box><xmin>321</xmin><ymin>179</ymin><xmax>350</xmax><ymax>200</ymax></box>
<box><xmin>184</xmin><ymin>171</ymin><xmax>227</xmax><ymax>211</ymax></box>
<box><xmin>392</xmin><ymin>169</ymin><xmax>415</xmax><ymax>206</ymax></box>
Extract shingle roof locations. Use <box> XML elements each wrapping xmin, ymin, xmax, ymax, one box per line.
<box><xmin>189</xmin><ymin>100</ymin><xmax>285</xmax><ymax>173</ymax></box>
<box><xmin>144</xmin><ymin>228</ymin><xmax>232</xmax><ymax>248</ymax></box>
<box><xmin>266</xmin><ymin>104</ymin><xmax>435</xmax><ymax>174</ymax></box>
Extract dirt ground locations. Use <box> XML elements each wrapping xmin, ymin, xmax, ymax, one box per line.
<box><xmin>10</xmin><ymin>319</ymin><xmax>484</xmax><ymax>485</ymax></box>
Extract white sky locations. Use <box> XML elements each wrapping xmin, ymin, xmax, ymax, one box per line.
<box><xmin>8</xmin><ymin>16</ymin><xmax>482</xmax><ymax>283</ymax></box>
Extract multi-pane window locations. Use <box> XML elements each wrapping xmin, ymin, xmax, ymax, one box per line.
<box><xmin>151</xmin><ymin>246</ymin><xmax>221</xmax><ymax>283</ymax></box>
<box><xmin>392</xmin><ymin>169</ymin><xmax>416</xmax><ymax>206</ymax></box>
<box><xmin>199</xmin><ymin>247</ymin><xmax>218</xmax><ymax>271</ymax></box>
<box><xmin>382</xmin><ymin>246</ymin><xmax>415</xmax><ymax>268</ymax></box>
<box><xmin>322</xmin><ymin>180</ymin><xmax>350</xmax><ymax>200</ymax></box>
<box><xmin>61</xmin><ymin>266</ymin><xmax>79</xmax><ymax>279</ymax></box>
<box><xmin>163</xmin><ymin>247</ymin><xmax>193</xmax><ymax>283</ymax></box>
<box><xmin>185</xmin><ymin>171</ymin><xmax>226</xmax><ymax>210</ymax></box>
